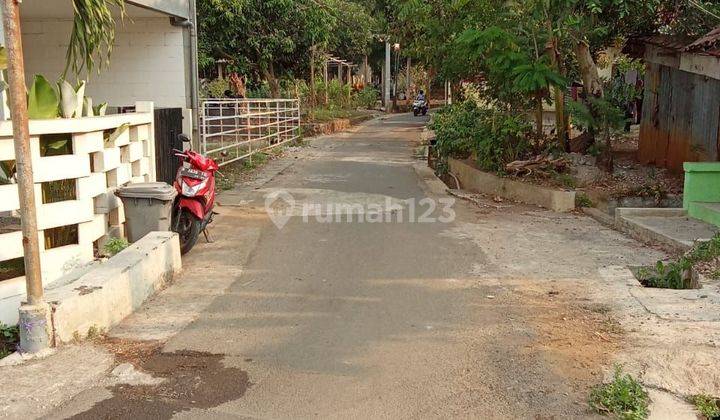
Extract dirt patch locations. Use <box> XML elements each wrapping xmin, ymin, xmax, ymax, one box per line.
<box><xmin>70</xmin><ymin>339</ymin><xmax>250</xmax><ymax>419</ymax></box>
<box><xmin>518</xmin><ymin>286</ymin><xmax>624</xmax><ymax>387</ymax></box>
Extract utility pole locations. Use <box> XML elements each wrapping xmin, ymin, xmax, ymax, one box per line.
<box><xmin>346</xmin><ymin>65</ymin><xmax>352</xmax><ymax>101</ymax></box>
<box><xmin>405</xmin><ymin>57</ymin><xmax>411</xmax><ymax>103</ymax></box>
<box><xmin>310</xmin><ymin>45</ymin><xmax>316</xmax><ymax>107</ymax></box>
<box><xmin>2</xmin><ymin>0</ymin><xmax>50</xmax><ymax>353</ymax></box>
<box><xmin>323</xmin><ymin>57</ymin><xmax>328</xmax><ymax>105</ymax></box>
<box><xmin>384</xmin><ymin>42</ymin><xmax>390</xmax><ymax>109</ymax></box>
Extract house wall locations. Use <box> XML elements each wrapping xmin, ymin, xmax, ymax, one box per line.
<box><xmin>129</xmin><ymin>0</ymin><xmax>190</xmax><ymax>19</ymax></box>
<box><xmin>21</xmin><ymin>17</ymin><xmax>190</xmax><ymax>110</ymax></box>
<box><xmin>639</xmin><ymin>62</ymin><xmax>720</xmax><ymax>173</ymax></box>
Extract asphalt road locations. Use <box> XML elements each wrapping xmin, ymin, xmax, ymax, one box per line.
<box><xmin>49</xmin><ymin>113</ymin><xmax>664</xmax><ymax>419</ymax></box>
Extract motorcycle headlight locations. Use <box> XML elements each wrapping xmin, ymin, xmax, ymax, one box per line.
<box><xmin>181</xmin><ymin>179</ymin><xmax>208</xmax><ymax>197</ymax></box>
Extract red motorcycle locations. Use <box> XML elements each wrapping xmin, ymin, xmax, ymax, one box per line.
<box><xmin>172</xmin><ymin>134</ymin><xmax>219</xmax><ymax>254</ymax></box>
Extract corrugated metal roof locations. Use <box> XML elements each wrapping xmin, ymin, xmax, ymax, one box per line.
<box><xmin>685</xmin><ymin>27</ymin><xmax>720</xmax><ymax>57</ymax></box>
<box><xmin>641</xmin><ymin>34</ymin><xmax>691</xmax><ymax>51</ymax></box>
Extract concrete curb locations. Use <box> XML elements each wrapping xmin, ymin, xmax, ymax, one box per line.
<box><xmin>46</xmin><ymin>231</ymin><xmax>182</xmax><ymax>343</ymax></box>
<box><xmin>448</xmin><ymin>158</ymin><xmax>576</xmax><ymax>212</ymax></box>
<box><xmin>581</xmin><ymin>207</ymin><xmax>616</xmax><ymax>227</ymax></box>
<box><xmin>412</xmin><ymin>163</ymin><xmax>448</xmax><ymax>196</ymax></box>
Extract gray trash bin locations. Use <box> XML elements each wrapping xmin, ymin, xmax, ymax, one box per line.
<box><xmin>115</xmin><ymin>182</ymin><xmax>177</xmax><ymax>242</ymax></box>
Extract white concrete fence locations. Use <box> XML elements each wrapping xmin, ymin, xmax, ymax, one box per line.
<box><xmin>0</xmin><ymin>102</ymin><xmax>156</xmax><ymax>324</ymax></box>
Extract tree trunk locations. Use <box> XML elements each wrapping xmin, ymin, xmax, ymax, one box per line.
<box><xmin>262</xmin><ymin>62</ymin><xmax>280</xmax><ymax>98</ymax></box>
<box><xmin>535</xmin><ymin>93</ymin><xmax>544</xmax><ymax>136</ymax></box>
<box><xmin>575</xmin><ymin>41</ymin><xmax>603</xmax><ymax>97</ymax></box>
<box><xmin>546</xmin><ymin>30</ymin><xmax>568</xmax><ymax>149</ymax></box>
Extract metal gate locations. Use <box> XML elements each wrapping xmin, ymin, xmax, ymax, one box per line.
<box><xmin>154</xmin><ymin>108</ymin><xmax>184</xmax><ymax>184</ymax></box>
<box><xmin>200</xmin><ymin>99</ymin><xmax>301</xmax><ymax>167</ymax></box>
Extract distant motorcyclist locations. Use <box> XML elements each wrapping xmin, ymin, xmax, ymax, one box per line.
<box><xmin>413</xmin><ymin>90</ymin><xmax>429</xmax><ymax>116</ymax></box>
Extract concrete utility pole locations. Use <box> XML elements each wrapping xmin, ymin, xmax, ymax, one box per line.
<box><xmin>2</xmin><ymin>0</ymin><xmax>50</xmax><ymax>353</ymax></box>
<box><xmin>346</xmin><ymin>65</ymin><xmax>352</xmax><ymax>101</ymax></box>
<box><xmin>405</xmin><ymin>57</ymin><xmax>411</xmax><ymax>103</ymax></box>
<box><xmin>384</xmin><ymin>42</ymin><xmax>391</xmax><ymax>109</ymax></box>
<box><xmin>323</xmin><ymin>58</ymin><xmax>329</xmax><ymax>105</ymax></box>
<box><xmin>310</xmin><ymin>45</ymin><xmax>316</xmax><ymax>107</ymax></box>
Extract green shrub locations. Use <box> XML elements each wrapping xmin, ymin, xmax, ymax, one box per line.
<box><xmin>0</xmin><ymin>322</ymin><xmax>19</xmax><ymax>358</ymax></box>
<box><xmin>202</xmin><ymin>78</ymin><xmax>229</xmax><ymax>98</ymax></box>
<box><xmin>589</xmin><ymin>365</ymin><xmax>649</xmax><ymax>420</ymax></box>
<box><xmin>354</xmin><ymin>86</ymin><xmax>379</xmax><ymax>109</ymax></box>
<box><xmin>246</xmin><ymin>82</ymin><xmax>272</xmax><ymax>99</ymax></box>
<box><xmin>430</xmin><ymin>100</ymin><xmax>532</xmax><ymax>173</ymax></box>
<box><xmin>691</xmin><ymin>394</ymin><xmax>720</xmax><ymax>419</ymax></box>
<box><xmin>576</xmin><ymin>193</ymin><xmax>593</xmax><ymax>208</ymax></box>
<box><xmin>103</xmin><ymin>237</ymin><xmax>129</xmax><ymax>257</ymax></box>
<box><xmin>637</xmin><ymin>233</ymin><xmax>720</xmax><ymax>289</ymax></box>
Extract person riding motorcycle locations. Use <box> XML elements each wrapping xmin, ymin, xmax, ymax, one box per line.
<box><xmin>416</xmin><ymin>90</ymin><xmax>426</xmax><ymax>102</ymax></box>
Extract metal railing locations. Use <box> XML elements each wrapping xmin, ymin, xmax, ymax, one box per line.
<box><xmin>200</xmin><ymin>98</ymin><xmax>301</xmax><ymax>166</ymax></box>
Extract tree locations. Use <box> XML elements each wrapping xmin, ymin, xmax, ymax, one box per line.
<box><xmin>197</xmin><ymin>0</ymin><xmax>376</xmax><ymax>97</ymax></box>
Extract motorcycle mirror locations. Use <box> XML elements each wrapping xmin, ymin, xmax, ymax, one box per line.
<box><xmin>177</xmin><ymin>133</ymin><xmax>191</xmax><ymax>144</ymax></box>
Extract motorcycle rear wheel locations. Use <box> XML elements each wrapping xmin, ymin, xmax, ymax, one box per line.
<box><xmin>175</xmin><ymin>209</ymin><xmax>202</xmax><ymax>254</ymax></box>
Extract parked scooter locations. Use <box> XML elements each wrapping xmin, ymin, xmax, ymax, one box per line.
<box><xmin>171</xmin><ymin>134</ymin><xmax>219</xmax><ymax>254</ymax></box>
<box><xmin>412</xmin><ymin>99</ymin><xmax>428</xmax><ymax>116</ymax></box>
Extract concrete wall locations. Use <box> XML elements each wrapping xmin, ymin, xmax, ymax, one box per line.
<box><xmin>47</xmin><ymin>231</ymin><xmax>181</xmax><ymax>343</ymax></box>
<box><xmin>21</xmin><ymin>17</ymin><xmax>190</xmax><ymax>109</ymax></box>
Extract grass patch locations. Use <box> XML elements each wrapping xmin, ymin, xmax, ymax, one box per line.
<box><xmin>0</xmin><ymin>322</ymin><xmax>19</xmax><ymax>358</ymax></box>
<box><xmin>589</xmin><ymin>365</ymin><xmax>649</xmax><ymax>420</ymax></box>
<box><xmin>306</xmin><ymin>107</ymin><xmax>353</xmax><ymax>123</ymax></box>
<box><xmin>691</xmin><ymin>394</ymin><xmax>720</xmax><ymax>419</ymax></box>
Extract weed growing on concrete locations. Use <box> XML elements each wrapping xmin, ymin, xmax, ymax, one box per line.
<box><xmin>0</xmin><ymin>322</ymin><xmax>19</xmax><ymax>358</ymax></box>
<box><xmin>104</xmin><ymin>237</ymin><xmax>129</xmax><ymax>257</ymax></box>
<box><xmin>691</xmin><ymin>394</ymin><xmax>720</xmax><ymax>419</ymax></box>
<box><xmin>86</xmin><ymin>325</ymin><xmax>106</xmax><ymax>341</ymax></box>
<box><xmin>589</xmin><ymin>365</ymin><xmax>649</xmax><ymax>420</ymax></box>
<box><xmin>637</xmin><ymin>233</ymin><xmax>720</xmax><ymax>289</ymax></box>
<box><xmin>576</xmin><ymin>193</ymin><xmax>593</xmax><ymax>208</ymax></box>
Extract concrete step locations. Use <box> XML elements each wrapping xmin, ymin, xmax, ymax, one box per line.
<box><xmin>615</xmin><ymin>208</ymin><xmax>717</xmax><ymax>252</ymax></box>
<box><xmin>688</xmin><ymin>201</ymin><xmax>720</xmax><ymax>227</ymax></box>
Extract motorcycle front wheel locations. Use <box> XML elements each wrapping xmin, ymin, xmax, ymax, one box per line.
<box><xmin>413</xmin><ymin>109</ymin><xmax>419</xmax><ymax>116</ymax></box>
<box><xmin>174</xmin><ymin>209</ymin><xmax>202</xmax><ymax>254</ymax></box>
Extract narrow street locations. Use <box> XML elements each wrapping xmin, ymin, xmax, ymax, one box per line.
<box><xmin>47</xmin><ymin>114</ymin><xmax>666</xmax><ymax>419</ymax></box>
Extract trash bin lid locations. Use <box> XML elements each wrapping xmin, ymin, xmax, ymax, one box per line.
<box><xmin>115</xmin><ymin>182</ymin><xmax>177</xmax><ymax>201</ymax></box>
